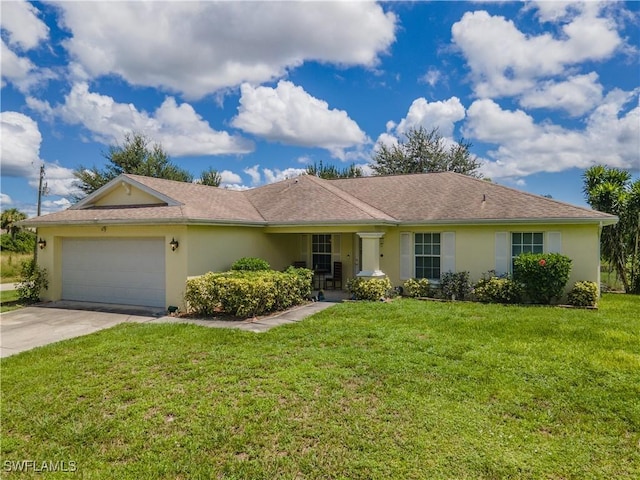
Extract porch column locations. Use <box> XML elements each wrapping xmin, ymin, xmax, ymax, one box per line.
<box><xmin>357</xmin><ymin>232</ymin><xmax>386</xmax><ymax>278</ymax></box>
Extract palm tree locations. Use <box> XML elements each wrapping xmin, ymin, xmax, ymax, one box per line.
<box><xmin>1</xmin><ymin>208</ymin><xmax>27</xmax><ymax>239</ymax></box>
<box><xmin>583</xmin><ymin>166</ymin><xmax>640</xmax><ymax>293</ymax></box>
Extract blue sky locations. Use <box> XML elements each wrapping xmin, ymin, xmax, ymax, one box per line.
<box><xmin>1</xmin><ymin>0</ymin><xmax>639</xmax><ymax>217</ymax></box>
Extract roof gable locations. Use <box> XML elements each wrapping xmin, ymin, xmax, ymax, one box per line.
<box><xmin>244</xmin><ymin>175</ymin><xmax>394</xmax><ymax>224</ymax></box>
<box><xmin>72</xmin><ymin>175</ymin><xmax>181</xmax><ymax>210</ymax></box>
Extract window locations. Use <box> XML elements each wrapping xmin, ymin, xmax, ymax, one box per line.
<box><xmin>312</xmin><ymin>234</ymin><xmax>332</xmax><ymax>272</ymax></box>
<box><xmin>511</xmin><ymin>232</ymin><xmax>543</xmax><ymax>269</ymax></box>
<box><xmin>415</xmin><ymin>233</ymin><xmax>440</xmax><ymax>280</ymax></box>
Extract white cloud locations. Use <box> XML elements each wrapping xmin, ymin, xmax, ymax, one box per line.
<box><xmin>41</xmin><ymin>197</ymin><xmax>72</xmax><ymax>210</ymax></box>
<box><xmin>30</xmin><ymin>163</ymin><xmax>80</xmax><ymax>198</ymax></box>
<box><xmin>1</xmin><ymin>193</ymin><xmax>13</xmax><ymax>206</ymax></box>
<box><xmin>0</xmin><ymin>111</ymin><xmax>42</xmax><ymax>177</ymax></box>
<box><xmin>464</xmin><ymin>99</ymin><xmax>536</xmax><ymax>143</ymax></box>
<box><xmin>0</xmin><ymin>2</ymin><xmax>54</xmax><ymax>92</ymax></box>
<box><xmin>527</xmin><ymin>0</ymin><xmax>581</xmax><ymax>23</ymax></box>
<box><xmin>377</xmin><ymin>96</ymin><xmax>466</xmax><ymax>150</ymax></box>
<box><xmin>263</xmin><ymin>167</ymin><xmax>307</xmax><ymax>184</ymax></box>
<box><xmin>395</xmin><ymin>97</ymin><xmax>466</xmax><ymax>137</ymax></box>
<box><xmin>219</xmin><ymin>170</ymin><xmax>242</xmax><ymax>185</ymax></box>
<box><xmin>54</xmin><ymin>2</ymin><xmax>396</xmax><ymax>99</ymax></box>
<box><xmin>30</xmin><ymin>82</ymin><xmax>253</xmax><ymax>156</ymax></box>
<box><xmin>0</xmin><ymin>111</ymin><xmax>79</xmax><ymax>198</ymax></box>
<box><xmin>221</xmin><ymin>184</ymin><xmax>250</xmax><ymax>192</ymax></box>
<box><xmin>1</xmin><ymin>39</ymin><xmax>32</xmax><ymax>89</ymax></box>
<box><xmin>519</xmin><ymin>72</ymin><xmax>604</xmax><ymax>117</ymax></box>
<box><xmin>243</xmin><ymin>165</ymin><xmax>262</xmax><ymax>186</ymax></box>
<box><xmin>0</xmin><ymin>0</ymin><xmax>49</xmax><ymax>50</ymax></box>
<box><xmin>467</xmin><ymin>91</ymin><xmax>640</xmax><ymax>179</ymax></box>
<box><xmin>232</xmin><ymin>81</ymin><xmax>367</xmax><ymax>158</ymax></box>
<box><xmin>419</xmin><ymin>67</ymin><xmax>443</xmax><ymax>87</ymax></box>
<box><xmin>451</xmin><ymin>7</ymin><xmax>622</xmax><ymax>99</ymax></box>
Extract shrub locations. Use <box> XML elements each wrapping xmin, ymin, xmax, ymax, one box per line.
<box><xmin>513</xmin><ymin>253</ymin><xmax>572</xmax><ymax>304</ymax></box>
<box><xmin>474</xmin><ymin>272</ymin><xmax>523</xmax><ymax>304</ymax></box>
<box><xmin>440</xmin><ymin>271</ymin><xmax>472</xmax><ymax>301</ymax></box>
<box><xmin>231</xmin><ymin>257</ymin><xmax>270</xmax><ymax>271</ymax></box>
<box><xmin>567</xmin><ymin>281</ymin><xmax>598</xmax><ymax>307</ymax></box>
<box><xmin>403</xmin><ymin>278</ymin><xmax>431</xmax><ymax>298</ymax></box>
<box><xmin>184</xmin><ymin>267</ymin><xmax>312</xmax><ymax>318</ymax></box>
<box><xmin>347</xmin><ymin>277</ymin><xmax>393</xmax><ymax>301</ymax></box>
<box><xmin>16</xmin><ymin>259</ymin><xmax>48</xmax><ymax>303</ymax></box>
<box><xmin>0</xmin><ymin>231</ymin><xmax>36</xmax><ymax>253</ymax></box>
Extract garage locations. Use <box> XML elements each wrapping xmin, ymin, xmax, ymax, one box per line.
<box><xmin>62</xmin><ymin>238</ymin><xmax>165</xmax><ymax>307</ymax></box>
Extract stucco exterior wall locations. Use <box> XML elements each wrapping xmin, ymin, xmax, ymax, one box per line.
<box><xmin>185</xmin><ymin>227</ymin><xmax>298</xmax><ymax>275</ymax></box>
<box><xmin>36</xmin><ymin>221</ymin><xmax>602</xmax><ymax>309</ymax></box>
<box><xmin>93</xmin><ymin>184</ymin><xmax>166</xmax><ymax>206</ymax></box>
<box><xmin>382</xmin><ymin>223</ymin><xmax>601</xmax><ymax>295</ymax></box>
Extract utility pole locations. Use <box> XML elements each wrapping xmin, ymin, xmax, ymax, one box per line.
<box><xmin>33</xmin><ymin>164</ymin><xmax>45</xmax><ymax>262</ymax></box>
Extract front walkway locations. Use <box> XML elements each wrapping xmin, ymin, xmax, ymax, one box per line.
<box><xmin>150</xmin><ymin>300</ymin><xmax>337</xmax><ymax>332</ymax></box>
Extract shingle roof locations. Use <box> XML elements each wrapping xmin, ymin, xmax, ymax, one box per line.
<box><xmin>23</xmin><ymin>172</ymin><xmax>617</xmax><ymax>226</ymax></box>
<box><xmin>244</xmin><ymin>175</ymin><xmax>395</xmax><ymax>223</ymax></box>
<box><xmin>330</xmin><ymin>172</ymin><xmax>615</xmax><ymax>223</ymax></box>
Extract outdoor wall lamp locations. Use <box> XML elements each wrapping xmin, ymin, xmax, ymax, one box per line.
<box><xmin>38</xmin><ymin>238</ymin><xmax>47</xmax><ymax>249</ymax></box>
<box><xmin>169</xmin><ymin>238</ymin><xmax>179</xmax><ymax>251</ymax></box>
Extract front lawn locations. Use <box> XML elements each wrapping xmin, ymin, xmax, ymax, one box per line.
<box><xmin>0</xmin><ymin>289</ymin><xmax>23</xmax><ymax>313</ymax></box>
<box><xmin>1</xmin><ymin>294</ymin><xmax>638</xmax><ymax>478</ymax></box>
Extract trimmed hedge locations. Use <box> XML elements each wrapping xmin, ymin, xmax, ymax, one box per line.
<box><xmin>347</xmin><ymin>277</ymin><xmax>393</xmax><ymax>301</ymax></box>
<box><xmin>474</xmin><ymin>273</ymin><xmax>523</xmax><ymax>304</ymax></box>
<box><xmin>403</xmin><ymin>278</ymin><xmax>431</xmax><ymax>298</ymax></box>
<box><xmin>184</xmin><ymin>267</ymin><xmax>312</xmax><ymax>318</ymax></box>
<box><xmin>567</xmin><ymin>281</ymin><xmax>598</xmax><ymax>307</ymax></box>
<box><xmin>231</xmin><ymin>257</ymin><xmax>270</xmax><ymax>271</ymax></box>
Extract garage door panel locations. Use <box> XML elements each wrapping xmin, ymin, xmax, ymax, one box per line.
<box><xmin>62</xmin><ymin>238</ymin><xmax>165</xmax><ymax>307</ymax></box>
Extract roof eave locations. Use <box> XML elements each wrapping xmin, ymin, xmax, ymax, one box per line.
<box><xmin>264</xmin><ymin>219</ymin><xmax>399</xmax><ymax>228</ymax></box>
<box><xmin>24</xmin><ymin>217</ymin><xmax>267</xmax><ymax>228</ymax></box>
<box><xmin>399</xmin><ymin>216</ymin><xmax>619</xmax><ymax>226</ymax></box>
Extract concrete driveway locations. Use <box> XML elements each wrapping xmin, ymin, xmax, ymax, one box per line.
<box><xmin>0</xmin><ymin>302</ymin><xmax>163</xmax><ymax>358</ymax></box>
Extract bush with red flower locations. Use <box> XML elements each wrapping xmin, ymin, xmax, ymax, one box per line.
<box><xmin>513</xmin><ymin>253</ymin><xmax>572</xmax><ymax>304</ymax></box>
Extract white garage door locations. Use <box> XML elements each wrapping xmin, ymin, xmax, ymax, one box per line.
<box><xmin>62</xmin><ymin>238</ymin><xmax>165</xmax><ymax>307</ymax></box>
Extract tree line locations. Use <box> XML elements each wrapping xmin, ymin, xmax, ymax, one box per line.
<box><xmin>73</xmin><ymin>126</ymin><xmax>482</xmax><ymax>195</ymax></box>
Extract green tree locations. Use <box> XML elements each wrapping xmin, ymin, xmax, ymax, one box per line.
<box><xmin>583</xmin><ymin>165</ymin><xmax>640</xmax><ymax>293</ymax></box>
<box><xmin>74</xmin><ymin>133</ymin><xmax>193</xmax><ymax>197</ymax></box>
<box><xmin>1</xmin><ymin>208</ymin><xmax>27</xmax><ymax>238</ymax></box>
<box><xmin>371</xmin><ymin>126</ymin><xmax>482</xmax><ymax>177</ymax></box>
<box><xmin>306</xmin><ymin>160</ymin><xmax>363</xmax><ymax>179</ymax></box>
<box><xmin>198</xmin><ymin>168</ymin><xmax>222</xmax><ymax>187</ymax></box>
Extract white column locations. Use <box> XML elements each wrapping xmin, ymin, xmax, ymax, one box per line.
<box><xmin>357</xmin><ymin>232</ymin><xmax>385</xmax><ymax>278</ymax></box>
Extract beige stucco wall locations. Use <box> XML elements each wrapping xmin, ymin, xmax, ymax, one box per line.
<box><xmin>93</xmin><ymin>184</ymin><xmax>166</xmax><ymax>206</ymax></box>
<box><xmin>185</xmin><ymin>226</ymin><xmax>297</xmax><ymax>275</ymax></box>
<box><xmin>37</xmin><ymin>221</ymin><xmax>602</xmax><ymax>309</ymax></box>
<box><xmin>380</xmin><ymin>223</ymin><xmax>601</xmax><ymax>295</ymax></box>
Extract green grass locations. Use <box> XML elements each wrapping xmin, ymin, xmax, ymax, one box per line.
<box><xmin>0</xmin><ymin>289</ymin><xmax>23</xmax><ymax>313</ymax></box>
<box><xmin>1</xmin><ymin>294</ymin><xmax>638</xmax><ymax>479</ymax></box>
<box><xmin>0</xmin><ymin>251</ymin><xmax>32</xmax><ymax>283</ymax></box>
